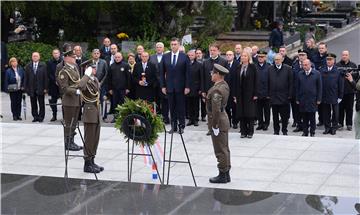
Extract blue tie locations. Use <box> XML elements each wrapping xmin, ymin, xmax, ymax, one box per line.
<box><xmin>172</xmin><ymin>54</ymin><xmax>176</xmax><ymax>66</ymax></box>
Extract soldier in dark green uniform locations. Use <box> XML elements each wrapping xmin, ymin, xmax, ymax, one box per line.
<box><xmin>79</xmin><ymin>64</ymin><xmax>103</xmax><ymax>173</ymax></box>
<box><xmin>56</xmin><ymin>49</ymin><xmax>83</xmax><ymax>151</ymax></box>
<box><xmin>206</xmin><ymin>64</ymin><xmax>231</xmax><ymax>183</ymax></box>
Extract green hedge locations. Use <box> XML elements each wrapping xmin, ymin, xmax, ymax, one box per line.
<box><xmin>7</xmin><ymin>41</ymin><xmax>56</xmax><ymax>67</ymax></box>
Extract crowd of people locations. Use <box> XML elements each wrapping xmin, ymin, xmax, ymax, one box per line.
<box><xmin>3</xmin><ymin>36</ymin><xmax>360</xmax><ymax>139</ymax></box>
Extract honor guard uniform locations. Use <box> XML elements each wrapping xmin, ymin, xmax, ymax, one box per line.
<box><xmin>57</xmin><ymin>49</ymin><xmax>83</xmax><ymax>151</ymax></box>
<box><xmin>79</xmin><ymin>64</ymin><xmax>103</xmax><ymax>173</ymax></box>
<box><xmin>206</xmin><ymin>64</ymin><xmax>231</xmax><ymax>183</ymax></box>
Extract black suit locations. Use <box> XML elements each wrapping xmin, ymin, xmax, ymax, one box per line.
<box><xmin>160</xmin><ymin>51</ymin><xmax>191</xmax><ymax>128</ymax></box>
<box><xmin>187</xmin><ymin>60</ymin><xmax>202</xmax><ymax>123</ymax></box>
<box><xmin>201</xmin><ymin>56</ymin><xmax>227</xmax><ymax>93</ymax></box>
<box><xmin>150</xmin><ymin>53</ymin><xmax>169</xmax><ymax>121</ymax></box>
<box><xmin>100</xmin><ymin>46</ymin><xmax>111</xmax><ymax>60</ymax></box>
<box><xmin>24</xmin><ymin>61</ymin><xmax>48</xmax><ymax>121</ymax></box>
<box><xmin>47</xmin><ymin>58</ymin><xmax>61</xmax><ymax>117</ymax></box>
<box><xmin>133</xmin><ymin>61</ymin><xmax>157</xmax><ymax>102</ymax></box>
<box><xmin>225</xmin><ymin>60</ymin><xmax>239</xmax><ymax>126</ymax></box>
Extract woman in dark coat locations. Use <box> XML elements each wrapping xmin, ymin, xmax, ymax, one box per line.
<box><xmin>132</xmin><ymin>53</ymin><xmax>157</xmax><ymax>103</ymax></box>
<box><xmin>5</xmin><ymin>57</ymin><xmax>24</xmax><ymax>120</ymax></box>
<box><xmin>233</xmin><ymin>51</ymin><xmax>258</xmax><ymax>138</ymax></box>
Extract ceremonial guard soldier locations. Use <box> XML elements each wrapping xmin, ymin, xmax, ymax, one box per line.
<box><xmin>206</xmin><ymin>64</ymin><xmax>231</xmax><ymax>184</ymax></box>
<box><xmin>56</xmin><ymin>49</ymin><xmax>83</xmax><ymax>151</ymax></box>
<box><xmin>79</xmin><ymin>64</ymin><xmax>103</xmax><ymax>173</ymax></box>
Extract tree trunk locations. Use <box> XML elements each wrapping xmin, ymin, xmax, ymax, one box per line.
<box><xmin>235</xmin><ymin>1</ymin><xmax>254</xmax><ymax>30</ymax></box>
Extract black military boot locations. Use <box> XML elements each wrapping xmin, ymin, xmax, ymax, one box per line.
<box><xmin>209</xmin><ymin>171</ymin><xmax>228</xmax><ymax>183</ymax></box>
<box><xmin>225</xmin><ymin>171</ymin><xmax>231</xmax><ymax>182</ymax></box>
<box><xmin>92</xmin><ymin>158</ymin><xmax>104</xmax><ymax>171</ymax></box>
<box><xmin>84</xmin><ymin>160</ymin><xmax>100</xmax><ymax>173</ymax></box>
<box><xmin>65</xmin><ymin>137</ymin><xmax>83</xmax><ymax>151</ymax></box>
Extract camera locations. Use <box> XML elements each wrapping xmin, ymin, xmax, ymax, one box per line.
<box><xmin>338</xmin><ymin>64</ymin><xmax>360</xmax><ymax>77</ymax></box>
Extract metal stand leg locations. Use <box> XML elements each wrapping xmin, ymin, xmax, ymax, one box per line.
<box><xmin>179</xmin><ymin>131</ymin><xmax>197</xmax><ymax>187</ymax></box>
<box><xmin>164</xmin><ymin>123</ymin><xmax>197</xmax><ymax>187</ymax></box>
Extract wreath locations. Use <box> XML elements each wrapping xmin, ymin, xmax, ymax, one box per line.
<box><xmin>115</xmin><ymin>98</ymin><xmax>164</xmax><ymax>146</ymax></box>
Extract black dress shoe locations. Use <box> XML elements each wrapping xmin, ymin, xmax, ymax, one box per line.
<box><xmin>317</xmin><ymin>122</ymin><xmax>323</xmax><ymax>126</ymax></box>
<box><xmin>347</xmin><ymin>126</ymin><xmax>352</xmax><ymax>131</ymax></box>
<box><xmin>84</xmin><ymin>160</ymin><xmax>100</xmax><ymax>173</ymax></box>
<box><xmin>232</xmin><ymin>124</ymin><xmax>238</xmax><ymax>129</ymax></box>
<box><xmin>17</xmin><ymin>116</ymin><xmax>22</xmax><ymax>121</ymax></box>
<box><xmin>194</xmin><ymin>121</ymin><xmax>199</xmax><ymax>126</ymax></box>
<box><xmin>50</xmin><ymin>115</ymin><xmax>57</xmax><ymax>122</ymax></box>
<box><xmin>330</xmin><ymin>129</ymin><xmax>336</xmax><ymax>135</ymax></box>
<box><xmin>38</xmin><ymin>118</ymin><xmax>44</xmax><ymax>123</ymax></box>
<box><xmin>283</xmin><ymin>132</ymin><xmax>288</xmax><ymax>136</ymax></box>
<box><xmin>323</xmin><ymin>129</ymin><xmax>330</xmax><ymax>134</ymax></box>
<box><xmin>263</xmin><ymin>125</ymin><xmax>268</xmax><ymax>131</ymax></box>
<box><xmin>292</xmin><ymin>122</ymin><xmax>297</xmax><ymax>127</ymax></box>
<box><xmin>302</xmin><ymin>133</ymin><xmax>308</xmax><ymax>136</ymax></box>
<box><xmin>178</xmin><ymin>127</ymin><xmax>184</xmax><ymax>134</ymax></box>
<box><xmin>206</xmin><ymin>131</ymin><xmax>211</xmax><ymax>136</ymax></box>
<box><xmin>209</xmin><ymin>171</ymin><xmax>228</xmax><ymax>183</ymax></box>
<box><xmin>247</xmin><ymin>134</ymin><xmax>253</xmax><ymax>138</ymax></box>
<box><xmin>293</xmin><ymin>126</ymin><xmax>302</xmax><ymax>132</ymax></box>
<box><xmin>201</xmin><ymin>117</ymin><xmax>206</xmax><ymax>122</ymax></box>
<box><xmin>274</xmin><ymin>132</ymin><xmax>279</xmax><ymax>135</ymax></box>
<box><xmin>310</xmin><ymin>133</ymin><xmax>315</xmax><ymax>137</ymax></box>
<box><xmin>240</xmin><ymin>134</ymin><xmax>247</xmax><ymax>138</ymax></box>
<box><xmin>32</xmin><ymin>118</ymin><xmax>38</xmax><ymax>122</ymax></box>
<box><xmin>256</xmin><ymin>125</ymin><xmax>263</xmax><ymax>130</ymax></box>
<box><xmin>13</xmin><ymin>116</ymin><xmax>18</xmax><ymax>121</ymax></box>
<box><xmin>169</xmin><ymin>127</ymin><xmax>178</xmax><ymax>134</ymax></box>
<box><xmin>92</xmin><ymin>158</ymin><xmax>104</xmax><ymax>171</ymax></box>
<box><xmin>186</xmin><ymin>121</ymin><xmax>193</xmax><ymax>126</ymax></box>
<box><xmin>164</xmin><ymin>119</ymin><xmax>170</xmax><ymax>125</ymax></box>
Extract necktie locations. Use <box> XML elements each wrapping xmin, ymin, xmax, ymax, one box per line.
<box><xmin>34</xmin><ymin>63</ymin><xmax>37</xmax><ymax>75</ymax></box>
<box><xmin>172</xmin><ymin>54</ymin><xmax>176</xmax><ymax>66</ymax></box>
<box><xmin>143</xmin><ymin>63</ymin><xmax>146</xmax><ymax>71</ymax></box>
<box><xmin>228</xmin><ymin>63</ymin><xmax>231</xmax><ymax>69</ymax></box>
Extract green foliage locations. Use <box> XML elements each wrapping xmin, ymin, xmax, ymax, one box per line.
<box><xmin>115</xmin><ymin>98</ymin><xmax>164</xmax><ymax>146</ymax></box>
<box><xmin>7</xmin><ymin>41</ymin><xmax>56</xmax><ymax>66</ymax></box>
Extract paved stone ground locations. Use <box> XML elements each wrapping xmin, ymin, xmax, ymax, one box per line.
<box><xmin>1</xmin><ymin>91</ymin><xmax>359</xmax><ymax>198</ymax></box>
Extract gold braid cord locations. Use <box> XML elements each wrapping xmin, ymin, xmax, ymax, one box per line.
<box><xmin>81</xmin><ymin>80</ymin><xmax>100</xmax><ymax>107</ymax></box>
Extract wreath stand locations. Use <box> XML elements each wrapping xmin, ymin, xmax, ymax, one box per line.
<box><xmin>123</xmin><ymin>114</ymin><xmax>162</xmax><ymax>184</ymax></box>
<box><xmin>61</xmin><ymin>117</ymin><xmax>98</xmax><ymax>180</ymax></box>
<box><xmin>163</xmin><ymin>123</ymin><xmax>197</xmax><ymax>187</ymax></box>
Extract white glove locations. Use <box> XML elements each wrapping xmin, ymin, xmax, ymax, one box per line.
<box><xmin>212</xmin><ymin>127</ymin><xmax>220</xmax><ymax>136</ymax></box>
<box><xmin>85</xmin><ymin>67</ymin><xmax>92</xmax><ymax>77</ymax></box>
<box><xmin>76</xmin><ymin>89</ymin><xmax>81</xmax><ymax>95</ymax></box>
<box><xmin>337</xmin><ymin>98</ymin><xmax>342</xmax><ymax>104</ymax></box>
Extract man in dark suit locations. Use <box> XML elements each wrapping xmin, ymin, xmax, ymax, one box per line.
<box><xmin>108</xmin><ymin>52</ymin><xmax>131</xmax><ymax>120</ymax></box>
<box><xmin>150</xmin><ymin>42</ymin><xmax>169</xmax><ymax>124</ymax></box>
<box><xmin>255</xmin><ymin>50</ymin><xmax>271</xmax><ymax>131</ymax></box>
<box><xmin>133</xmin><ymin>52</ymin><xmax>157</xmax><ymax>102</ymax></box>
<box><xmin>160</xmin><ymin>37</ymin><xmax>191</xmax><ymax>134</ymax></box>
<box><xmin>135</xmin><ymin>45</ymin><xmax>144</xmax><ymax>63</ymax></box>
<box><xmin>234</xmin><ymin>44</ymin><xmax>242</xmax><ymax>63</ymax></box>
<box><xmin>269</xmin><ymin>21</ymin><xmax>284</xmax><ymax>51</ymax></box>
<box><xmin>100</xmin><ymin>37</ymin><xmax>111</xmax><ymax>60</ymax></box>
<box><xmin>279</xmin><ymin>46</ymin><xmax>293</xmax><ymax>67</ymax></box>
<box><xmin>46</xmin><ymin>49</ymin><xmax>61</xmax><ymax>121</ymax></box>
<box><xmin>74</xmin><ymin>45</ymin><xmax>87</xmax><ymax>77</ymax></box>
<box><xmin>296</xmin><ymin>59</ymin><xmax>322</xmax><ymax>137</ymax></box>
<box><xmin>268</xmin><ymin>54</ymin><xmax>293</xmax><ymax>135</ymax></box>
<box><xmin>320</xmin><ymin>53</ymin><xmax>344</xmax><ymax>135</ymax></box>
<box><xmin>105</xmin><ymin>44</ymin><xmax>118</xmax><ymax>67</ymax></box>
<box><xmin>224</xmin><ymin>50</ymin><xmax>239</xmax><ymax>129</ymax></box>
<box><xmin>24</xmin><ymin>52</ymin><xmax>48</xmax><ymax>122</ymax></box>
<box><xmin>186</xmin><ymin>49</ymin><xmax>202</xmax><ymax>126</ymax></box>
